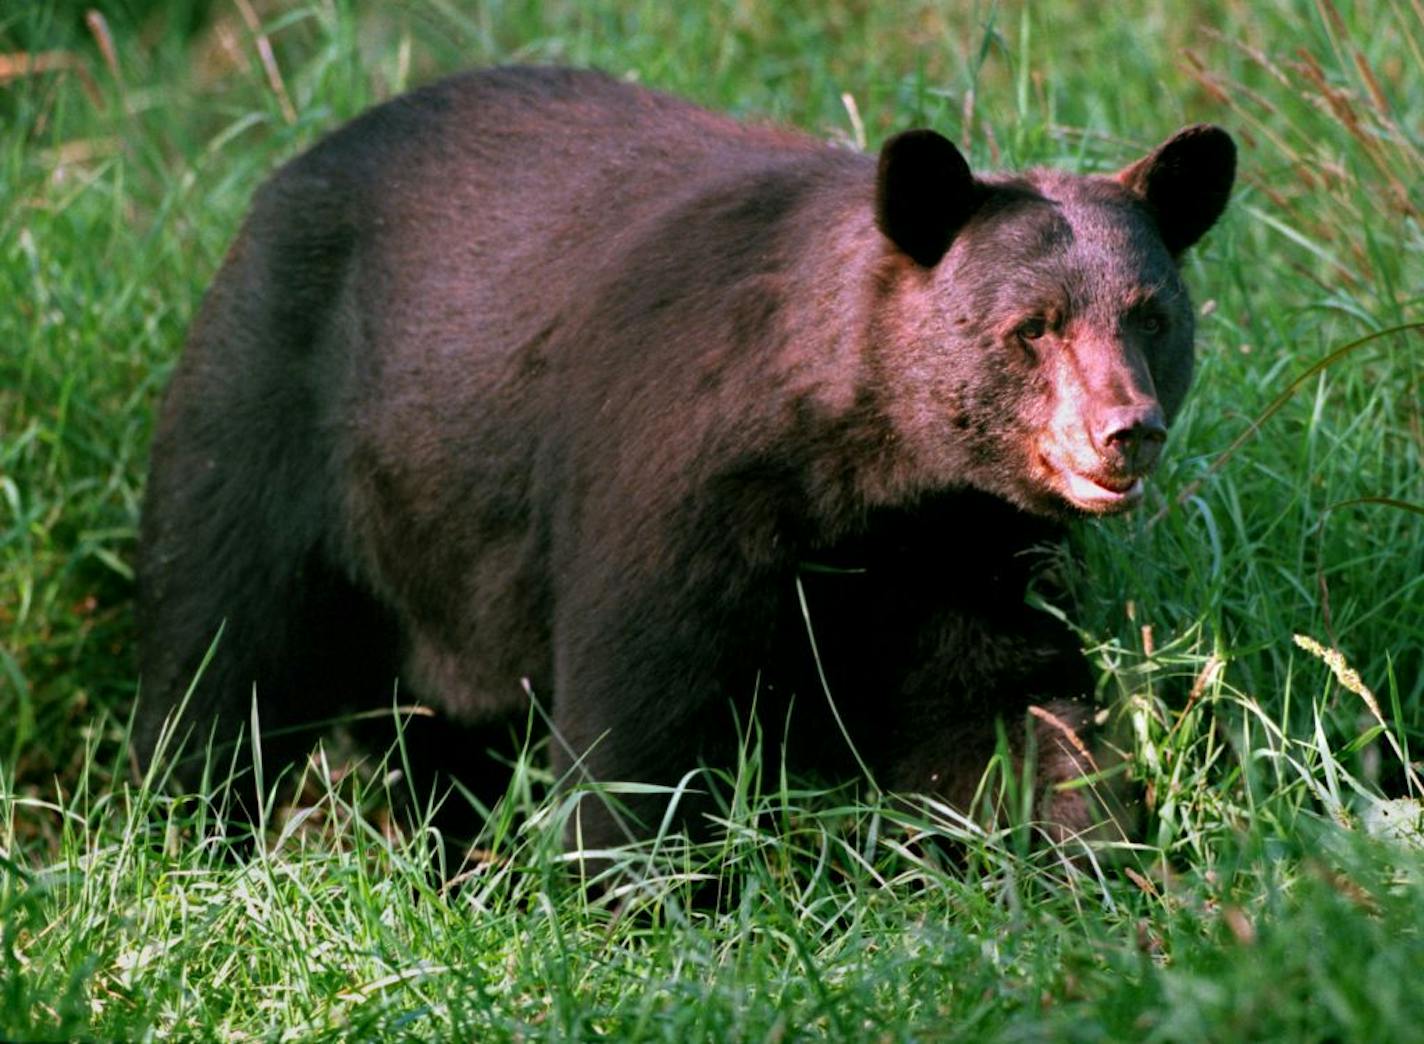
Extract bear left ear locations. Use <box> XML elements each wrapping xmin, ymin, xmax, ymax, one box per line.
<box><xmin>1116</xmin><ymin>124</ymin><xmax>1236</xmax><ymax>256</ymax></box>
<box><xmin>875</xmin><ymin>129</ymin><xmax>983</xmax><ymax>268</ymax></box>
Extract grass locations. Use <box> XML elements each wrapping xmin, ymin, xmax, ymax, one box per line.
<box><xmin>3</xmin><ymin>0</ymin><xmax>1423</xmax><ymax>1038</ymax></box>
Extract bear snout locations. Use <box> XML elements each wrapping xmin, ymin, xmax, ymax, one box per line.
<box><xmin>1037</xmin><ymin>401</ymin><xmax>1167</xmax><ymax>513</ymax></box>
<box><xmin>1038</xmin><ymin>381</ymin><xmax>1171</xmax><ymax>513</ymax></box>
<box><xmin>1092</xmin><ymin>402</ymin><xmax>1167</xmax><ymax>477</ymax></box>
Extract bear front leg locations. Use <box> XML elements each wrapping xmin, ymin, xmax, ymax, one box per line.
<box><xmin>809</xmin><ymin>580</ymin><xmax>1123</xmax><ymax>846</ymax></box>
<box><xmin>547</xmin><ymin>665</ymin><xmax>742</xmax><ymax>855</ymax></box>
<box><xmin>878</xmin><ymin>694</ymin><xmax>1113</xmax><ymax>845</ymax></box>
<box><xmin>546</xmin><ymin>581</ymin><xmax>767</xmax><ymax>855</ymax></box>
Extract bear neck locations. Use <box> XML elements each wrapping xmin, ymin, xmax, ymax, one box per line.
<box><xmin>751</xmin><ymin>183</ymin><xmax>1062</xmax><ymax>559</ymax></box>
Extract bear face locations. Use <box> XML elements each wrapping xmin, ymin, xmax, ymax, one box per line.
<box><xmin>869</xmin><ymin>127</ymin><xmax>1233</xmax><ymax>520</ymax></box>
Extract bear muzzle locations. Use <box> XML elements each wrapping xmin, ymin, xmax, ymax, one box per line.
<box><xmin>1038</xmin><ymin>400</ymin><xmax>1167</xmax><ymax>514</ymax></box>
<box><xmin>1057</xmin><ymin>468</ymin><xmax>1144</xmax><ymax>512</ymax></box>
<box><xmin>1092</xmin><ymin>401</ymin><xmax>1167</xmax><ymax>477</ymax></box>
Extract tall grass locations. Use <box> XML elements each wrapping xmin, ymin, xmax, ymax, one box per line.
<box><xmin>3</xmin><ymin>0</ymin><xmax>1422</xmax><ymax>1038</ymax></box>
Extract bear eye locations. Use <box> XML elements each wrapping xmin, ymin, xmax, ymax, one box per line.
<box><xmin>1134</xmin><ymin>308</ymin><xmax>1169</xmax><ymax>336</ymax></box>
<box><xmin>1016</xmin><ymin>316</ymin><xmax>1048</xmax><ymax>342</ymax></box>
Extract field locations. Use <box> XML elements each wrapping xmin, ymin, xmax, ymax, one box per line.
<box><xmin>3</xmin><ymin>0</ymin><xmax>1422</xmax><ymax>1038</ymax></box>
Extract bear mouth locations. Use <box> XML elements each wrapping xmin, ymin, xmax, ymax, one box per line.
<box><xmin>1060</xmin><ymin>468</ymin><xmax>1144</xmax><ymax>512</ymax></box>
<box><xmin>1038</xmin><ymin>450</ymin><xmax>1146</xmax><ymax>514</ymax></box>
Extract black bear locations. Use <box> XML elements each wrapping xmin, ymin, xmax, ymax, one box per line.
<box><xmin>136</xmin><ymin>66</ymin><xmax>1234</xmax><ymax>849</ymax></box>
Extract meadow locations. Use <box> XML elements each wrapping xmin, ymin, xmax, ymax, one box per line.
<box><xmin>2</xmin><ymin>0</ymin><xmax>1422</xmax><ymax>1038</ymax></box>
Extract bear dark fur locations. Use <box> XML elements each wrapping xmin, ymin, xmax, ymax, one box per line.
<box><xmin>136</xmin><ymin>66</ymin><xmax>1234</xmax><ymax>849</ymax></box>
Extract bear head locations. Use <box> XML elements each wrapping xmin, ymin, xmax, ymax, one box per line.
<box><xmin>870</xmin><ymin>125</ymin><xmax>1235</xmax><ymax>517</ymax></box>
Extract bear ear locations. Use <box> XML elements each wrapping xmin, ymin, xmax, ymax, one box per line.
<box><xmin>875</xmin><ymin>129</ymin><xmax>982</xmax><ymax>268</ymax></box>
<box><xmin>1116</xmin><ymin>124</ymin><xmax>1236</xmax><ymax>256</ymax></box>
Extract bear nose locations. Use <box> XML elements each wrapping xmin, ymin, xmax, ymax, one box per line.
<box><xmin>1096</xmin><ymin>403</ymin><xmax>1167</xmax><ymax>474</ymax></box>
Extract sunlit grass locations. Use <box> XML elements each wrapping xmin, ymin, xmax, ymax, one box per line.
<box><xmin>3</xmin><ymin>0</ymin><xmax>1422</xmax><ymax>1038</ymax></box>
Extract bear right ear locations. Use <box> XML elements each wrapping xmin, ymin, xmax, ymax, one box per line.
<box><xmin>1116</xmin><ymin>124</ymin><xmax>1236</xmax><ymax>256</ymax></box>
<box><xmin>875</xmin><ymin>129</ymin><xmax>982</xmax><ymax>268</ymax></box>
